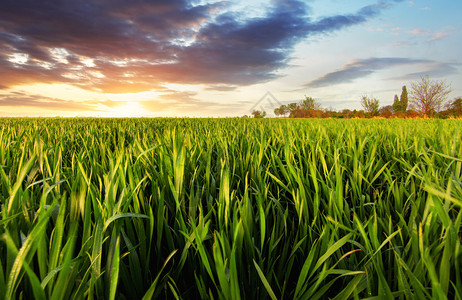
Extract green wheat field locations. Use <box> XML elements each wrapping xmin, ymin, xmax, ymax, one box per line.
<box><xmin>0</xmin><ymin>118</ymin><xmax>461</xmax><ymax>299</ymax></box>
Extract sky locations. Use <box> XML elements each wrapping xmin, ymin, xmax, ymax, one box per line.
<box><xmin>0</xmin><ymin>0</ymin><xmax>461</xmax><ymax>117</ymax></box>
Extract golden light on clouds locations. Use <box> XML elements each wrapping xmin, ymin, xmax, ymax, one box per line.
<box><xmin>0</xmin><ymin>0</ymin><xmax>460</xmax><ymax>116</ymax></box>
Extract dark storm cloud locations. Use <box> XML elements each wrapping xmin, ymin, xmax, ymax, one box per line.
<box><xmin>304</xmin><ymin>57</ymin><xmax>433</xmax><ymax>88</ymax></box>
<box><xmin>0</xmin><ymin>0</ymin><xmax>403</xmax><ymax>92</ymax></box>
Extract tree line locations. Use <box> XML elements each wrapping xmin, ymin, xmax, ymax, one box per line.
<box><xmin>251</xmin><ymin>76</ymin><xmax>461</xmax><ymax>119</ymax></box>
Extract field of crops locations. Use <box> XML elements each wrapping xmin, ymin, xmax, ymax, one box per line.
<box><xmin>0</xmin><ymin>118</ymin><xmax>461</xmax><ymax>299</ymax></box>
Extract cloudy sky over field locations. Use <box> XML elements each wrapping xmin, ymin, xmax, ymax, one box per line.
<box><xmin>0</xmin><ymin>0</ymin><xmax>461</xmax><ymax>117</ymax></box>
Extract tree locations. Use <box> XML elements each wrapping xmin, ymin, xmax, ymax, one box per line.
<box><xmin>300</xmin><ymin>96</ymin><xmax>321</xmax><ymax>111</ymax></box>
<box><xmin>341</xmin><ymin>109</ymin><xmax>353</xmax><ymax>118</ymax></box>
<box><xmin>360</xmin><ymin>95</ymin><xmax>380</xmax><ymax>117</ymax></box>
<box><xmin>392</xmin><ymin>94</ymin><xmax>400</xmax><ymax>113</ymax></box>
<box><xmin>251</xmin><ymin>110</ymin><xmax>266</xmax><ymax>118</ymax></box>
<box><xmin>380</xmin><ymin>105</ymin><xmax>394</xmax><ymax>118</ymax></box>
<box><xmin>409</xmin><ymin>76</ymin><xmax>452</xmax><ymax>116</ymax></box>
<box><xmin>279</xmin><ymin>105</ymin><xmax>288</xmax><ymax>117</ymax></box>
<box><xmin>287</xmin><ymin>103</ymin><xmax>299</xmax><ymax>114</ymax></box>
<box><xmin>274</xmin><ymin>107</ymin><xmax>280</xmax><ymax>117</ymax></box>
<box><xmin>393</xmin><ymin>86</ymin><xmax>409</xmax><ymax>114</ymax></box>
<box><xmin>446</xmin><ymin>97</ymin><xmax>462</xmax><ymax>116</ymax></box>
<box><xmin>400</xmin><ymin>85</ymin><xmax>408</xmax><ymax>112</ymax></box>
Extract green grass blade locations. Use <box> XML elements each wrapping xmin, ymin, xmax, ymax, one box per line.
<box><xmin>142</xmin><ymin>249</ymin><xmax>177</xmax><ymax>300</ymax></box>
<box><xmin>253</xmin><ymin>260</ymin><xmax>277</xmax><ymax>300</ymax></box>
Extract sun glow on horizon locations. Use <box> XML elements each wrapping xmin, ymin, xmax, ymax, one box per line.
<box><xmin>107</xmin><ymin>101</ymin><xmax>150</xmax><ymax>117</ymax></box>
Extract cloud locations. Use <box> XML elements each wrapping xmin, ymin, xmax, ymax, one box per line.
<box><xmin>159</xmin><ymin>90</ymin><xmax>199</xmax><ymax>103</ymax></box>
<box><xmin>407</xmin><ymin>29</ymin><xmax>427</xmax><ymax>35</ymax></box>
<box><xmin>391</xmin><ymin>62</ymin><xmax>459</xmax><ymax>80</ymax></box>
<box><xmin>0</xmin><ymin>0</ymin><xmax>404</xmax><ymax>93</ymax></box>
<box><xmin>387</xmin><ymin>40</ymin><xmax>416</xmax><ymax>48</ymax></box>
<box><xmin>0</xmin><ymin>92</ymin><xmax>100</xmax><ymax>111</ymax></box>
<box><xmin>303</xmin><ymin>57</ymin><xmax>455</xmax><ymax>88</ymax></box>
<box><xmin>403</xmin><ymin>27</ymin><xmax>454</xmax><ymax>42</ymax></box>
<box><xmin>430</xmin><ymin>31</ymin><xmax>449</xmax><ymax>41</ymax></box>
<box><xmin>141</xmin><ymin>89</ymin><xmax>243</xmax><ymax>113</ymax></box>
<box><xmin>205</xmin><ymin>85</ymin><xmax>238</xmax><ymax>92</ymax></box>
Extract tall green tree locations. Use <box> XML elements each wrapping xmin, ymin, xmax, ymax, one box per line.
<box><xmin>392</xmin><ymin>94</ymin><xmax>400</xmax><ymax>113</ymax></box>
<box><xmin>400</xmin><ymin>85</ymin><xmax>408</xmax><ymax>112</ymax></box>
